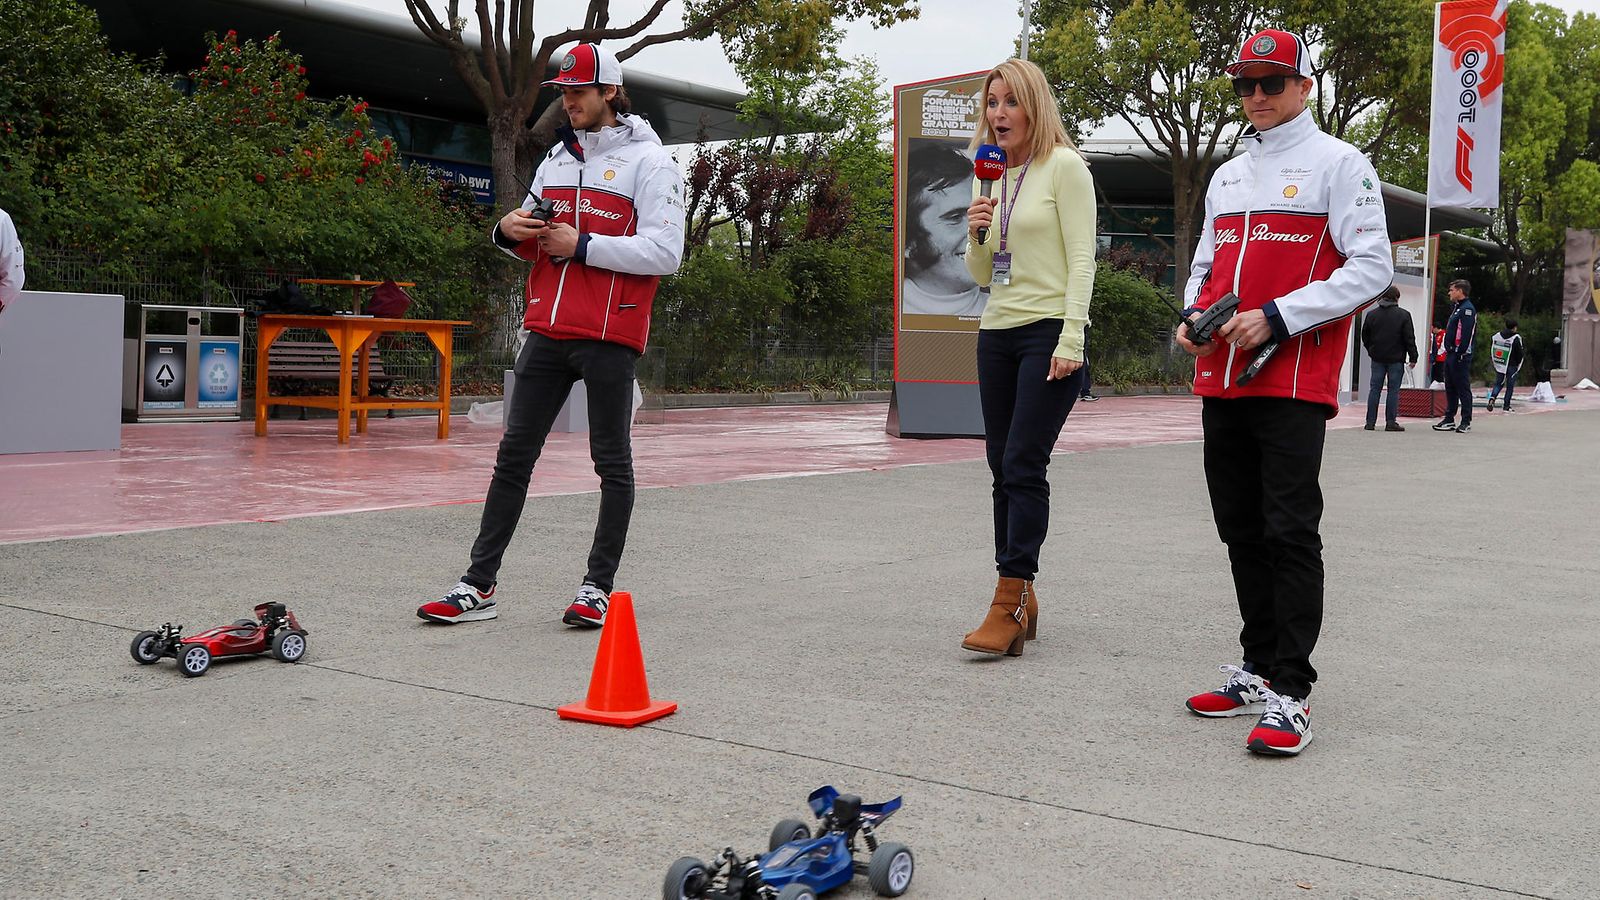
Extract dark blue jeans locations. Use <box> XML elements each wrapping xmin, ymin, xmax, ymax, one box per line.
<box><xmin>466</xmin><ymin>333</ymin><xmax>639</xmax><ymax>593</ymax></box>
<box><xmin>1365</xmin><ymin>360</ymin><xmax>1405</xmax><ymax>426</ymax></box>
<box><xmin>977</xmin><ymin>319</ymin><xmax>1082</xmax><ymax>581</ymax></box>
<box><xmin>1443</xmin><ymin>354</ymin><xmax>1473</xmax><ymax>425</ymax></box>
<box><xmin>1488</xmin><ymin>367</ymin><xmax>1519</xmax><ymax>409</ymax></box>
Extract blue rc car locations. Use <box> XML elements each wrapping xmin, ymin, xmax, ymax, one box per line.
<box><xmin>664</xmin><ymin>786</ymin><xmax>913</xmax><ymax>900</ymax></box>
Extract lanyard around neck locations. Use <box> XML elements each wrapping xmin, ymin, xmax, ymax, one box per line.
<box><xmin>998</xmin><ymin>159</ymin><xmax>1032</xmax><ymax>253</ymax></box>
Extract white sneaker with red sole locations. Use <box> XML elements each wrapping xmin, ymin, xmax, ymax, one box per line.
<box><xmin>1185</xmin><ymin>664</ymin><xmax>1270</xmax><ymax>717</ymax></box>
<box><xmin>417</xmin><ymin>582</ymin><xmax>498</xmax><ymax>624</ymax></box>
<box><xmin>562</xmin><ymin>584</ymin><xmax>609</xmax><ymax>628</ymax></box>
<box><xmin>1247</xmin><ymin>688</ymin><xmax>1313</xmax><ymax>756</ymax></box>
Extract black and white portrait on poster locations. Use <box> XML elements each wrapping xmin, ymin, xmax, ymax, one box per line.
<box><xmin>902</xmin><ymin>138</ymin><xmax>987</xmax><ymax>319</ymax></box>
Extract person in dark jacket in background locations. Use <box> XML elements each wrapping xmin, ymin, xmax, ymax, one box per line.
<box><xmin>1360</xmin><ymin>284</ymin><xmax>1418</xmax><ymax>431</ymax></box>
<box><xmin>1433</xmin><ymin>278</ymin><xmax>1477</xmax><ymax>433</ymax></box>
<box><xmin>1485</xmin><ymin>318</ymin><xmax>1524</xmax><ymax>411</ymax></box>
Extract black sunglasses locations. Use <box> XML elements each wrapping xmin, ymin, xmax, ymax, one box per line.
<box><xmin>1231</xmin><ymin>75</ymin><xmax>1290</xmax><ymax>97</ymax></box>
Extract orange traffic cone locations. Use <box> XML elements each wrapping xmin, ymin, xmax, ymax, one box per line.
<box><xmin>557</xmin><ymin>591</ymin><xmax>677</xmax><ymax>727</ymax></box>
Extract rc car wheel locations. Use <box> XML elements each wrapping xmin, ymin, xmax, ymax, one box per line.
<box><xmin>769</xmin><ymin>817</ymin><xmax>811</xmax><ymax>851</ymax></box>
<box><xmin>662</xmin><ymin>856</ymin><xmax>709</xmax><ymax>900</ymax></box>
<box><xmin>776</xmin><ymin>885</ymin><xmax>817</xmax><ymax>900</ymax></box>
<box><xmin>867</xmin><ymin>842</ymin><xmax>913</xmax><ymax>896</ymax></box>
<box><xmin>178</xmin><ymin>644</ymin><xmax>212</xmax><ymax>677</ymax></box>
<box><xmin>129</xmin><ymin>631</ymin><xmax>162</xmax><ymax>665</ymax></box>
<box><xmin>271</xmin><ymin>629</ymin><xmax>308</xmax><ymax>663</ymax></box>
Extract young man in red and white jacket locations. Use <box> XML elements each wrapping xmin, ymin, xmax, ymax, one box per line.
<box><xmin>1176</xmin><ymin>29</ymin><xmax>1393</xmax><ymax>756</ymax></box>
<box><xmin>418</xmin><ymin>43</ymin><xmax>685</xmax><ymax>629</ymax></box>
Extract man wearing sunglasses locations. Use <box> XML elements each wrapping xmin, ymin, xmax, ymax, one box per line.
<box><xmin>1177</xmin><ymin>29</ymin><xmax>1393</xmax><ymax>757</ymax></box>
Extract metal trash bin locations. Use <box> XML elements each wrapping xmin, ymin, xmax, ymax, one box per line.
<box><xmin>122</xmin><ymin>304</ymin><xmax>244</xmax><ymax>422</ymax></box>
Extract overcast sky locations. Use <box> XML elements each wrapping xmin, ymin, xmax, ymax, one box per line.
<box><xmin>349</xmin><ymin>0</ymin><xmax>1600</xmax><ymax>99</ymax></box>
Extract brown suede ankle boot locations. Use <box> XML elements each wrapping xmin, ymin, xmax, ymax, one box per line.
<box><xmin>1025</xmin><ymin>581</ymin><xmax>1039</xmax><ymax>641</ymax></box>
<box><xmin>961</xmin><ymin>576</ymin><xmax>1034</xmax><ymax>656</ymax></box>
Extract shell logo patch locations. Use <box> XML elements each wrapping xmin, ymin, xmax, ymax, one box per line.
<box><xmin>1283</xmin><ymin>185</ymin><xmax>1299</xmax><ymax>199</ymax></box>
<box><xmin>604</xmin><ymin>169</ymin><xmax>616</xmax><ymax>181</ymax></box>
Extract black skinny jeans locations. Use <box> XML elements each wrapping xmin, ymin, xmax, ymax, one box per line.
<box><xmin>465</xmin><ymin>332</ymin><xmax>639</xmax><ymax>593</ymax></box>
<box><xmin>977</xmin><ymin>318</ymin><xmax>1082</xmax><ymax>581</ymax></box>
<box><xmin>1201</xmin><ymin>397</ymin><xmax>1326</xmax><ymax>698</ymax></box>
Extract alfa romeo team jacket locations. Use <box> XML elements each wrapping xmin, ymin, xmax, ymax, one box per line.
<box><xmin>492</xmin><ymin>114</ymin><xmax>686</xmax><ymax>353</ymax></box>
<box><xmin>1183</xmin><ymin>109</ymin><xmax>1394</xmax><ymax>415</ymax></box>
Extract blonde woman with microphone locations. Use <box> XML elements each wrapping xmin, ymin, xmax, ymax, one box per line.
<box><xmin>960</xmin><ymin>58</ymin><xmax>1097</xmax><ymax>658</ymax></box>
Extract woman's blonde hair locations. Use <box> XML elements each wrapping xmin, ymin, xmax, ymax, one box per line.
<box><xmin>969</xmin><ymin>58</ymin><xmax>1078</xmax><ymax>164</ymax></box>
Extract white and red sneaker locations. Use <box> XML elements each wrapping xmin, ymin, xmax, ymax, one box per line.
<box><xmin>1185</xmin><ymin>664</ymin><xmax>1270</xmax><ymax>717</ymax></box>
<box><xmin>1247</xmin><ymin>689</ymin><xmax>1313</xmax><ymax>756</ymax></box>
<box><xmin>417</xmin><ymin>581</ymin><xmax>497</xmax><ymax>624</ymax></box>
<box><xmin>562</xmin><ymin>584</ymin><xmax>609</xmax><ymax>628</ymax></box>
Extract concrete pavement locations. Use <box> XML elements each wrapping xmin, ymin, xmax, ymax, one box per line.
<box><xmin>2</xmin><ymin>399</ymin><xmax>1597</xmax><ymax>898</ymax></box>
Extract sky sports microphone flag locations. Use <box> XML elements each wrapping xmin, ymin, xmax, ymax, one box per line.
<box><xmin>973</xmin><ymin>144</ymin><xmax>1006</xmax><ymax>244</ymax></box>
<box><xmin>1427</xmin><ymin>0</ymin><xmax>1507</xmax><ymax>208</ymax></box>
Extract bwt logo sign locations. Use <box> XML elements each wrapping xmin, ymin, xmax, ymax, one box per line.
<box><xmin>1440</xmin><ymin>2</ymin><xmax>1506</xmax><ymax>191</ymax></box>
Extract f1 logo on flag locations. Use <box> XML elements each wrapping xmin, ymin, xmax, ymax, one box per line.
<box><xmin>1427</xmin><ymin>0</ymin><xmax>1507</xmax><ymax>209</ymax></box>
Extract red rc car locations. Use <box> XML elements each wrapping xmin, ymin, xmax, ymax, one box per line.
<box><xmin>129</xmin><ymin>602</ymin><xmax>308</xmax><ymax>677</ymax></box>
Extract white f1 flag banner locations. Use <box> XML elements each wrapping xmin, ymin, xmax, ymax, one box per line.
<box><xmin>1428</xmin><ymin>0</ymin><xmax>1508</xmax><ymax>208</ymax></box>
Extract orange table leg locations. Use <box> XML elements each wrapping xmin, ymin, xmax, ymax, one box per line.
<box><xmin>254</xmin><ymin>322</ymin><xmax>286</xmax><ymax>437</ymax></box>
<box><xmin>426</xmin><ymin>325</ymin><xmax>454</xmax><ymax>439</ymax></box>
<box><xmin>356</xmin><ymin>334</ymin><xmax>373</xmax><ymax>435</ymax></box>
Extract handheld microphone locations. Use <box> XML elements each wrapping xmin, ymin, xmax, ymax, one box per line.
<box><xmin>973</xmin><ymin>144</ymin><xmax>1006</xmax><ymax>244</ymax></box>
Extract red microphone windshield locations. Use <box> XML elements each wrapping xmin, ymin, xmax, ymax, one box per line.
<box><xmin>973</xmin><ymin>143</ymin><xmax>1006</xmax><ymax>182</ymax></box>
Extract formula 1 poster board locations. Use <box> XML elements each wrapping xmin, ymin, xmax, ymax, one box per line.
<box><xmin>887</xmin><ymin>71</ymin><xmax>989</xmax><ymax>437</ymax></box>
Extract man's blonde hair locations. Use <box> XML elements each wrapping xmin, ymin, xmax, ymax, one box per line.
<box><xmin>969</xmin><ymin>58</ymin><xmax>1078</xmax><ymax>164</ymax></box>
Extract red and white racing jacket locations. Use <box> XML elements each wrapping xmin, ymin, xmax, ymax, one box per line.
<box><xmin>494</xmin><ymin>113</ymin><xmax>685</xmax><ymax>353</ymax></box>
<box><xmin>1183</xmin><ymin>109</ymin><xmax>1393</xmax><ymax>415</ymax></box>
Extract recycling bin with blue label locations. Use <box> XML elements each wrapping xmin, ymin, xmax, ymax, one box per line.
<box><xmin>122</xmin><ymin>304</ymin><xmax>243</xmax><ymax>422</ymax></box>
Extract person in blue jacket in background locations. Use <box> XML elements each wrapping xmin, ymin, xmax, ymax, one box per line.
<box><xmin>1433</xmin><ymin>278</ymin><xmax>1477</xmax><ymax>434</ymax></box>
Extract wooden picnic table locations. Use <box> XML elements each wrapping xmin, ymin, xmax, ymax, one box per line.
<box><xmin>254</xmin><ymin>314</ymin><xmax>469</xmax><ymax>444</ymax></box>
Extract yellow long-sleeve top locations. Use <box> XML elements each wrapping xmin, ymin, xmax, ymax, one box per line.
<box><xmin>964</xmin><ymin>145</ymin><xmax>1097</xmax><ymax>360</ymax></box>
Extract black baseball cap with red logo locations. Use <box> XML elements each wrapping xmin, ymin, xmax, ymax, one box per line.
<box><xmin>1226</xmin><ymin>29</ymin><xmax>1313</xmax><ymax>77</ymax></box>
<box><xmin>544</xmin><ymin>43</ymin><xmax>625</xmax><ymax>87</ymax></box>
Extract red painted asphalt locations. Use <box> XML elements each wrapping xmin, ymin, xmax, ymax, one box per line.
<box><xmin>2</xmin><ymin>393</ymin><xmax>1590</xmax><ymax>544</ymax></box>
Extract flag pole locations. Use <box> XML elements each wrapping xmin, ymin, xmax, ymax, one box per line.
<box><xmin>1421</xmin><ymin>1</ymin><xmax>1442</xmax><ymax>333</ymax></box>
<box><xmin>1020</xmin><ymin>0</ymin><xmax>1033</xmax><ymax>59</ymax></box>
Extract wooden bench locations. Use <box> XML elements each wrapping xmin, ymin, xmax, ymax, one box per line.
<box><xmin>265</xmin><ymin>341</ymin><xmax>395</xmax><ymax>420</ymax></box>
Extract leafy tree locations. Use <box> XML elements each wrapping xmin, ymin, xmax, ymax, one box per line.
<box><xmin>401</xmin><ymin>0</ymin><xmax>917</xmax><ymax>216</ymax></box>
<box><xmin>1031</xmin><ymin>0</ymin><xmax>1266</xmax><ymax>282</ymax></box>
<box><xmin>656</xmin><ymin>46</ymin><xmax>893</xmax><ymax>370</ymax></box>
<box><xmin>0</xmin><ymin>4</ymin><xmax>503</xmax><ymax>322</ymax></box>
<box><xmin>1031</xmin><ymin>0</ymin><xmax>1433</xmax><ymax>283</ymax></box>
<box><xmin>1484</xmin><ymin>3</ymin><xmax>1600</xmax><ymax>314</ymax></box>
<box><xmin>1275</xmin><ymin>0</ymin><xmax>1433</xmax><ymax>158</ymax></box>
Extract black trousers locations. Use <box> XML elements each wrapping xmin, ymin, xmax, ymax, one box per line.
<box><xmin>977</xmin><ymin>319</ymin><xmax>1082</xmax><ymax>581</ymax></box>
<box><xmin>1443</xmin><ymin>354</ymin><xmax>1473</xmax><ymax>425</ymax></box>
<box><xmin>465</xmin><ymin>332</ymin><xmax>639</xmax><ymax>593</ymax></box>
<box><xmin>1201</xmin><ymin>397</ymin><xmax>1326</xmax><ymax>698</ymax></box>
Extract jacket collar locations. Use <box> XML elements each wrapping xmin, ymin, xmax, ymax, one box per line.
<box><xmin>556</xmin><ymin>116</ymin><xmax>644</xmax><ymax>163</ymax></box>
<box><xmin>1244</xmin><ymin>107</ymin><xmax>1319</xmax><ymax>158</ymax></box>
